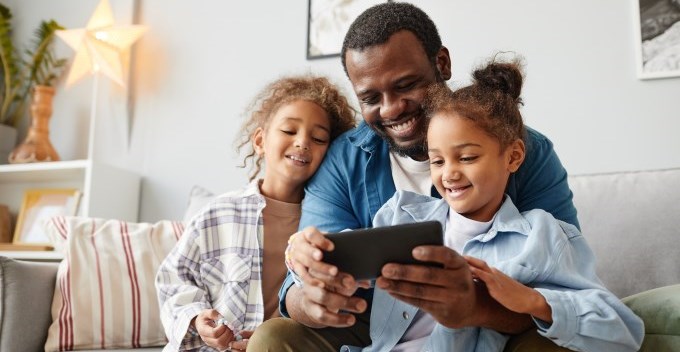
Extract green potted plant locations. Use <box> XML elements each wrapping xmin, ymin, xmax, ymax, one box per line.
<box><xmin>0</xmin><ymin>3</ymin><xmax>66</xmax><ymax>163</ymax></box>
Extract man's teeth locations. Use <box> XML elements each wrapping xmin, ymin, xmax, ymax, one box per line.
<box><xmin>389</xmin><ymin>118</ymin><xmax>416</xmax><ymax>132</ymax></box>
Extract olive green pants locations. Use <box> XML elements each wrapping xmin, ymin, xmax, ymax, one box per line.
<box><xmin>248</xmin><ymin>315</ymin><xmax>572</xmax><ymax>352</ymax></box>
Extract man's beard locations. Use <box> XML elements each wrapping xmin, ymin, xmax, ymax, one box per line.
<box><xmin>385</xmin><ymin>133</ymin><xmax>427</xmax><ymax>159</ymax></box>
<box><xmin>370</xmin><ymin>113</ymin><xmax>428</xmax><ymax>160</ymax></box>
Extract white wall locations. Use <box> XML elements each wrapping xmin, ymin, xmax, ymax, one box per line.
<box><xmin>6</xmin><ymin>1</ymin><xmax>680</xmax><ymax>222</ymax></box>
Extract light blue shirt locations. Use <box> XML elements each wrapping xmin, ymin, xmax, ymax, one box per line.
<box><xmin>344</xmin><ymin>191</ymin><xmax>644</xmax><ymax>352</ymax></box>
<box><xmin>279</xmin><ymin>121</ymin><xmax>580</xmax><ymax>317</ymax></box>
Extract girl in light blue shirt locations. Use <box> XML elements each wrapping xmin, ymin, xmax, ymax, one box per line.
<box><xmin>365</xmin><ymin>58</ymin><xmax>644</xmax><ymax>352</ymax></box>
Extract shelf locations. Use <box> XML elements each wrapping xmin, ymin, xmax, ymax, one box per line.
<box><xmin>0</xmin><ymin>159</ymin><xmax>90</xmax><ymax>183</ymax></box>
<box><xmin>0</xmin><ymin>159</ymin><xmax>140</xmax><ymax>221</ymax></box>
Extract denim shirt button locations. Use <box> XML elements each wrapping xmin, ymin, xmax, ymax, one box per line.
<box><xmin>402</xmin><ymin>311</ymin><xmax>409</xmax><ymax>320</ymax></box>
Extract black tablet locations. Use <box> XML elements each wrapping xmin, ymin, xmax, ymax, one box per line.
<box><xmin>323</xmin><ymin>221</ymin><xmax>444</xmax><ymax>280</ymax></box>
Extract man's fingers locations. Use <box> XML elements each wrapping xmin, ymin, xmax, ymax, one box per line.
<box><xmin>412</xmin><ymin>245</ymin><xmax>466</xmax><ymax>269</ymax></box>
<box><xmin>307</xmin><ymin>270</ymin><xmax>360</xmax><ymax>295</ymax></box>
<box><xmin>300</xmin><ymin>227</ymin><xmax>335</xmax><ymax>251</ymax></box>
<box><xmin>288</xmin><ymin>229</ymin><xmax>338</xmax><ymax>277</ymax></box>
<box><xmin>376</xmin><ymin>277</ymin><xmax>451</xmax><ymax>303</ymax></box>
<box><xmin>302</xmin><ymin>283</ymin><xmax>366</xmax><ymax>314</ymax></box>
<box><xmin>381</xmin><ymin>263</ymin><xmax>453</xmax><ymax>286</ymax></box>
<box><xmin>305</xmin><ymin>301</ymin><xmax>357</xmax><ymax>327</ymax></box>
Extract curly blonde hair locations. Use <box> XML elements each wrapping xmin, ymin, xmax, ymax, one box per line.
<box><xmin>236</xmin><ymin>75</ymin><xmax>357</xmax><ymax>181</ymax></box>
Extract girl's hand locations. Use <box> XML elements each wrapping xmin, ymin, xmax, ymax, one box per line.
<box><xmin>225</xmin><ymin>330</ymin><xmax>253</xmax><ymax>352</ymax></box>
<box><xmin>193</xmin><ymin>309</ymin><xmax>234</xmax><ymax>350</ymax></box>
<box><xmin>464</xmin><ymin>256</ymin><xmax>552</xmax><ymax>322</ymax></box>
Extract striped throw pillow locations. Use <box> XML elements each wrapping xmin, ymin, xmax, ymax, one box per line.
<box><xmin>43</xmin><ymin>216</ymin><xmax>184</xmax><ymax>351</ymax></box>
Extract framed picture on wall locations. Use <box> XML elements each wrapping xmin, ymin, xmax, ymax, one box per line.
<box><xmin>633</xmin><ymin>0</ymin><xmax>680</xmax><ymax>79</ymax></box>
<box><xmin>12</xmin><ymin>189</ymin><xmax>81</xmax><ymax>247</ymax></box>
<box><xmin>307</xmin><ymin>0</ymin><xmax>390</xmax><ymax>59</ymax></box>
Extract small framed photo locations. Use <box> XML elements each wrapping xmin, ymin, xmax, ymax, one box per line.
<box><xmin>13</xmin><ymin>189</ymin><xmax>81</xmax><ymax>247</ymax></box>
<box><xmin>306</xmin><ymin>0</ymin><xmax>390</xmax><ymax>59</ymax></box>
<box><xmin>633</xmin><ymin>0</ymin><xmax>680</xmax><ymax>79</ymax></box>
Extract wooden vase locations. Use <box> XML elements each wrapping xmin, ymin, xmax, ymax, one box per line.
<box><xmin>9</xmin><ymin>85</ymin><xmax>60</xmax><ymax>163</ymax></box>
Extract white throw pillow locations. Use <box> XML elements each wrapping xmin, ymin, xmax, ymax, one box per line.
<box><xmin>182</xmin><ymin>185</ymin><xmax>216</xmax><ymax>223</ymax></box>
<box><xmin>43</xmin><ymin>216</ymin><xmax>184</xmax><ymax>351</ymax></box>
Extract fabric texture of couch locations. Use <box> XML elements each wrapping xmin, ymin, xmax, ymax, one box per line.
<box><xmin>1</xmin><ymin>168</ymin><xmax>680</xmax><ymax>351</ymax></box>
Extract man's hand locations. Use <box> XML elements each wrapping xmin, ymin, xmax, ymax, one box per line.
<box><xmin>376</xmin><ymin>245</ymin><xmax>533</xmax><ymax>333</ymax></box>
<box><xmin>285</xmin><ymin>227</ymin><xmax>370</xmax><ymax>328</ymax></box>
<box><xmin>375</xmin><ymin>245</ymin><xmax>480</xmax><ymax>329</ymax></box>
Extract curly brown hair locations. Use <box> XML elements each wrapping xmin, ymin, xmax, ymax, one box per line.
<box><xmin>236</xmin><ymin>75</ymin><xmax>357</xmax><ymax>181</ymax></box>
<box><xmin>423</xmin><ymin>57</ymin><xmax>526</xmax><ymax>151</ymax></box>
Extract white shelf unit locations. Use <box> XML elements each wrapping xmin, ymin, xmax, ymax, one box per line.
<box><xmin>0</xmin><ymin>159</ymin><xmax>140</xmax><ymax>261</ymax></box>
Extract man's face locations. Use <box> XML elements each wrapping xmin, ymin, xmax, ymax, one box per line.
<box><xmin>345</xmin><ymin>30</ymin><xmax>450</xmax><ymax>161</ymax></box>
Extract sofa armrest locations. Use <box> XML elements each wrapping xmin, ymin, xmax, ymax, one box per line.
<box><xmin>0</xmin><ymin>256</ymin><xmax>59</xmax><ymax>352</ymax></box>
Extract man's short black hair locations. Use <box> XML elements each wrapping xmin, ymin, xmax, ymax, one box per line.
<box><xmin>341</xmin><ymin>2</ymin><xmax>442</xmax><ymax>76</ymax></box>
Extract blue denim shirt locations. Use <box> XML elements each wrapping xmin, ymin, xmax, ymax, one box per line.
<box><xmin>353</xmin><ymin>191</ymin><xmax>643</xmax><ymax>352</ymax></box>
<box><xmin>278</xmin><ymin>122</ymin><xmax>580</xmax><ymax>326</ymax></box>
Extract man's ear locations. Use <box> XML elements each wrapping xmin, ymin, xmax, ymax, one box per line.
<box><xmin>436</xmin><ymin>47</ymin><xmax>452</xmax><ymax>81</ymax></box>
<box><xmin>252</xmin><ymin>127</ymin><xmax>265</xmax><ymax>156</ymax></box>
<box><xmin>507</xmin><ymin>139</ymin><xmax>525</xmax><ymax>173</ymax></box>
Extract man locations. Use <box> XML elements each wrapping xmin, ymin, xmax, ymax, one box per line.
<box><xmin>249</xmin><ymin>3</ymin><xmax>577</xmax><ymax>351</ymax></box>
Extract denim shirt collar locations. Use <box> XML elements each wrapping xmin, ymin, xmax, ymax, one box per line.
<box><xmin>347</xmin><ymin>121</ymin><xmax>383</xmax><ymax>153</ymax></box>
<box><xmin>401</xmin><ymin>195</ymin><xmax>532</xmax><ymax>242</ymax></box>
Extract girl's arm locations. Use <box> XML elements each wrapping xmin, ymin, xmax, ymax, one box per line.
<box><xmin>155</xmin><ymin>225</ymin><xmax>211</xmax><ymax>351</ymax></box>
<box><xmin>465</xmin><ymin>256</ymin><xmax>552</xmax><ymax>322</ymax></box>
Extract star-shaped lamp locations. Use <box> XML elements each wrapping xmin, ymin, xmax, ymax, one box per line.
<box><xmin>56</xmin><ymin>0</ymin><xmax>147</xmax><ymax>87</ymax></box>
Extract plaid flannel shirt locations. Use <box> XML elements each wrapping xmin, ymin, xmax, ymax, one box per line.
<box><xmin>155</xmin><ymin>180</ymin><xmax>266</xmax><ymax>351</ymax></box>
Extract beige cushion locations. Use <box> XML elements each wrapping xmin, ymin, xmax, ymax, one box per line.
<box><xmin>182</xmin><ymin>185</ymin><xmax>215</xmax><ymax>223</ymax></box>
<box><xmin>569</xmin><ymin>168</ymin><xmax>680</xmax><ymax>298</ymax></box>
<box><xmin>43</xmin><ymin>216</ymin><xmax>184</xmax><ymax>351</ymax></box>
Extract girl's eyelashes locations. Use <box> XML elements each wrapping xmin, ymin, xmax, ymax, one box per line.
<box><xmin>280</xmin><ymin>129</ymin><xmax>329</xmax><ymax>144</ymax></box>
<box><xmin>460</xmin><ymin>156</ymin><xmax>478</xmax><ymax>163</ymax></box>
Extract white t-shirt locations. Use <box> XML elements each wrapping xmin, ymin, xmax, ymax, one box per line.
<box><xmin>389</xmin><ymin>152</ymin><xmax>432</xmax><ymax>196</ymax></box>
<box><xmin>389</xmin><ymin>152</ymin><xmax>435</xmax><ymax>351</ymax></box>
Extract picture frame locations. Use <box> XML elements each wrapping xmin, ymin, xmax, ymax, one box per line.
<box><xmin>12</xmin><ymin>188</ymin><xmax>81</xmax><ymax>247</ymax></box>
<box><xmin>633</xmin><ymin>0</ymin><xmax>680</xmax><ymax>79</ymax></box>
<box><xmin>306</xmin><ymin>0</ymin><xmax>390</xmax><ymax>59</ymax></box>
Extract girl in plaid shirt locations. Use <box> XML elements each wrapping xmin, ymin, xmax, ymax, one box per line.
<box><xmin>155</xmin><ymin>75</ymin><xmax>356</xmax><ymax>352</ymax></box>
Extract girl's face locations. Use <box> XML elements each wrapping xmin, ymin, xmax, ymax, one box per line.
<box><xmin>427</xmin><ymin>113</ymin><xmax>524</xmax><ymax>222</ymax></box>
<box><xmin>253</xmin><ymin>100</ymin><xmax>332</xmax><ymax>192</ymax></box>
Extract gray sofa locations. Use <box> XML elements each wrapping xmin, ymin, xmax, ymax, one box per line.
<box><xmin>2</xmin><ymin>168</ymin><xmax>680</xmax><ymax>351</ymax></box>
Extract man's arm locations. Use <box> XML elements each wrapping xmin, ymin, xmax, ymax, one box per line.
<box><xmin>509</xmin><ymin>127</ymin><xmax>579</xmax><ymax>229</ymax></box>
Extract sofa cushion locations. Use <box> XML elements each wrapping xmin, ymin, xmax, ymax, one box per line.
<box><xmin>0</xmin><ymin>257</ymin><xmax>59</xmax><ymax>352</ymax></box>
<box><xmin>569</xmin><ymin>168</ymin><xmax>680</xmax><ymax>298</ymax></box>
<box><xmin>182</xmin><ymin>185</ymin><xmax>215</xmax><ymax>223</ymax></box>
<box><xmin>622</xmin><ymin>284</ymin><xmax>680</xmax><ymax>351</ymax></box>
<box><xmin>43</xmin><ymin>216</ymin><xmax>183</xmax><ymax>351</ymax></box>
